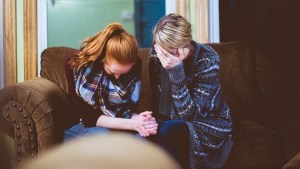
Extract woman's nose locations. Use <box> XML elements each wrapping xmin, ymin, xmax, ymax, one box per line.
<box><xmin>114</xmin><ymin>74</ymin><xmax>120</xmax><ymax>79</ymax></box>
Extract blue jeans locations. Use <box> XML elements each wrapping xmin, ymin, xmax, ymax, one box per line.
<box><xmin>147</xmin><ymin>120</ymin><xmax>190</xmax><ymax>169</ymax></box>
<box><xmin>64</xmin><ymin>123</ymin><xmax>143</xmax><ymax>141</ymax></box>
<box><xmin>64</xmin><ymin>123</ymin><xmax>110</xmax><ymax>141</ymax></box>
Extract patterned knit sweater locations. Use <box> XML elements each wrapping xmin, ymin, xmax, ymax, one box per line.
<box><xmin>149</xmin><ymin>41</ymin><xmax>233</xmax><ymax>169</ymax></box>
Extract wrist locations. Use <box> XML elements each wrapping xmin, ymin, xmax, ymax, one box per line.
<box><xmin>129</xmin><ymin>119</ymin><xmax>139</xmax><ymax>131</ymax></box>
<box><xmin>131</xmin><ymin>113</ymin><xmax>138</xmax><ymax>119</ymax></box>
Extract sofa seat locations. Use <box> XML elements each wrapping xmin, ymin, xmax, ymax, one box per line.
<box><xmin>224</xmin><ymin>120</ymin><xmax>284</xmax><ymax>169</ymax></box>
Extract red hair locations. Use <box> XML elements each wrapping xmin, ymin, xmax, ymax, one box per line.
<box><xmin>69</xmin><ymin>23</ymin><xmax>138</xmax><ymax>71</ymax></box>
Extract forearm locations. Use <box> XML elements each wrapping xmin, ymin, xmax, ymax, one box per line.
<box><xmin>96</xmin><ymin>115</ymin><xmax>135</xmax><ymax>131</ymax></box>
<box><xmin>171</xmin><ymin>82</ymin><xmax>198</xmax><ymax>120</ymax></box>
<box><xmin>167</xmin><ymin>63</ymin><xmax>198</xmax><ymax>120</ymax></box>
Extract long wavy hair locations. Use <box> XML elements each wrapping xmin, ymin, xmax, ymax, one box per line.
<box><xmin>69</xmin><ymin>23</ymin><xmax>138</xmax><ymax>71</ymax></box>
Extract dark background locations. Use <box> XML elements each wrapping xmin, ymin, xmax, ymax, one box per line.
<box><xmin>135</xmin><ymin>0</ymin><xmax>300</xmax><ymax>50</ymax></box>
<box><xmin>220</xmin><ymin>0</ymin><xmax>300</xmax><ymax>50</ymax></box>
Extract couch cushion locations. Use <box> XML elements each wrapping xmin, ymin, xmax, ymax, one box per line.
<box><xmin>223</xmin><ymin>120</ymin><xmax>285</xmax><ymax>169</ymax></box>
<box><xmin>277</xmin><ymin>120</ymin><xmax>300</xmax><ymax>162</ymax></box>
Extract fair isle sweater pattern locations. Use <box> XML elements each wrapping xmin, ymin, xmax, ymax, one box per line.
<box><xmin>149</xmin><ymin>41</ymin><xmax>233</xmax><ymax>169</ymax></box>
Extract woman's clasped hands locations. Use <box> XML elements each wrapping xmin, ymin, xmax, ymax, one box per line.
<box><xmin>131</xmin><ymin>111</ymin><xmax>158</xmax><ymax>137</ymax></box>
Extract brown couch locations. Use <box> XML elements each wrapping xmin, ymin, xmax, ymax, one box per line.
<box><xmin>1</xmin><ymin>41</ymin><xmax>299</xmax><ymax>169</ymax></box>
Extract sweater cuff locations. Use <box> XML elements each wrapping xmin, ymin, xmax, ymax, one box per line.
<box><xmin>166</xmin><ymin>62</ymin><xmax>185</xmax><ymax>84</ymax></box>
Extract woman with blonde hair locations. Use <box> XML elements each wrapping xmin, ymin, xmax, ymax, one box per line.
<box><xmin>148</xmin><ymin>13</ymin><xmax>233</xmax><ymax>169</ymax></box>
<box><xmin>64</xmin><ymin>23</ymin><xmax>157</xmax><ymax>140</ymax></box>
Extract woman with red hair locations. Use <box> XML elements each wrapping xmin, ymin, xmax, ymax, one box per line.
<box><xmin>64</xmin><ymin>23</ymin><xmax>157</xmax><ymax>140</ymax></box>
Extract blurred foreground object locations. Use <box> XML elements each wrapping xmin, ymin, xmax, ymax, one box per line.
<box><xmin>20</xmin><ymin>133</ymin><xmax>180</xmax><ymax>169</ymax></box>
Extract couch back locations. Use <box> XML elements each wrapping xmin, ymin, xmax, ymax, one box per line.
<box><xmin>207</xmin><ymin>41</ymin><xmax>262</xmax><ymax>121</ymax></box>
<box><xmin>40</xmin><ymin>42</ymin><xmax>261</xmax><ymax>122</ymax></box>
<box><xmin>40</xmin><ymin>41</ymin><xmax>299</xmax><ymax>124</ymax></box>
<box><xmin>41</xmin><ymin>47</ymin><xmax>77</xmax><ymax>93</ymax></box>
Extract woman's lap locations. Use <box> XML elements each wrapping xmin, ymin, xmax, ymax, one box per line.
<box><xmin>64</xmin><ymin>123</ymin><xmax>110</xmax><ymax>141</ymax></box>
<box><xmin>64</xmin><ymin>123</ymin><xmax>143</xmax><ymax>141</ymax></box>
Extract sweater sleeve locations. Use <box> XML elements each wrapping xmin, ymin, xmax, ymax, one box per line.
<box><xmin>167</xmin><ymin>46</ymin><xmax>221</xmax><ymax>121</ymax></box>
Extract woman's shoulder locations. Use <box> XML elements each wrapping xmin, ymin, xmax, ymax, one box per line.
<box><xmin>194</xmin><ymin>41</ymin><xmax>218</xmax><ymax>57</ymax></box>
<box><xmin>191</xmin><ymin>42</ymin><xmax>220</xmax><ymax>73</ymax></box>
<box><xmin>193</xmin><ymin>41</ymin><xmax>220</xmax><ymax>65</ymax></box>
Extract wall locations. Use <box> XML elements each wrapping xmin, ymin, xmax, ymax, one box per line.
<box><xmin>17</xmin><ymin>0</ymin><xmax>24</xmax><ymax>82</ymax></box>
<box><xmin>47</xmin><ymin>0</ymin><xmax>135</xmax><ymax>49</ymax></box>
<box><xmin>220</xmin><ymin>0</ymin><xmax>300</xmax><ymax>48</ymax></box>
<box><xmin>166</xmin><ymin>0</ymin><xmax>176</xmax><ymax>14</ymax></box>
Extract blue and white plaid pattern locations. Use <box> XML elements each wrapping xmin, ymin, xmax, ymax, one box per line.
<box><xmin>74</xmin><ymin>60</ymin><xmax>141</xmax><ymax>118</ymax></box>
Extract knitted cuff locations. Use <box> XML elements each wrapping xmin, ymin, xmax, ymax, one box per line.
<box><xmin>166</xmin><ymin>62</ymin><xmax>185</xmax><ymax>84</ymax></box>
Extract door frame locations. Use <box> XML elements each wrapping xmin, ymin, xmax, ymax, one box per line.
<box><xmin>0</xmin><ymin>0</ymin><xmax>4</xmax><ymax>89</ymax></box>
<box><xmin>3</xmin><ymin>0</ymin><xmax>17</xmax><ymax>87</ymax></box>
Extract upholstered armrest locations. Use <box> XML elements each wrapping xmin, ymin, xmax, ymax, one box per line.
<box><xmin>0</xmin><ymin>78</ymin><xmax>75</xmax><ymax>163</ymax></box>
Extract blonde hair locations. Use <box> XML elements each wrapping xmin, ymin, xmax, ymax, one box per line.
<box><xmin>69</xmin><ymin>23</ymin><xmax>138</xmax><ymax>71</ymax></box>
<box><xmin>153</xmin><ymin>13</ymin><xmax>192</xmax><ymax>50</ymax></box>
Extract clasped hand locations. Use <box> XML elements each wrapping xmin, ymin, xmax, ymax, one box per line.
<box><xmin>131</xmin><ymin>111</ymin><xmax>158</xmax><ymax>137</ymax></box>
